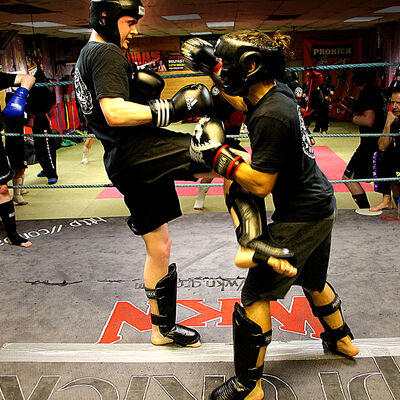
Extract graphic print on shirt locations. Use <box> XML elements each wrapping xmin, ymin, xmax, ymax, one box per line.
<box><xmin>297</xmin><ymin>105</ymin><xmax>315</xmax><ymax>159</ymax></box>
<box><xmin>74</xmin><ymin>69</ymin><xmax>93</xmax><ymax>115</ymax></box>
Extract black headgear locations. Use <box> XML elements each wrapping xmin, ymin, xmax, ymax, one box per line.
<box><xmin>215</xmin><ymin>35</ymin><xmax>285</xmax><ymax>96</ymax></box>
<box><xmin>90</xmin><ymin>0</ymin><xmax>145</xmax><ymax>46</ymax></box>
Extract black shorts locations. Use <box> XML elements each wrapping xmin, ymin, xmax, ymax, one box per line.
<box><xmin>0</xmin><ymin>136</ymin><xmax>13</xmax><ymax>185</ymax></box>
<box><xmin>344</xmin><ymin>140</ymin><xmax>377</xmax><ymax>179</ymax></box>
<box><xmin>241</xmin><ymin>211</ymin><xmax>335</xmax><ymax>304</ymax></box>
<box><xmin>112</xmin><ymin>130</ymin><xmax>211</xmax><ymax>236</ymax></box>
<box><xmin>5</xmin><ymin>135</ymin><xmax>27</xmax><ymax>171</ymax></box>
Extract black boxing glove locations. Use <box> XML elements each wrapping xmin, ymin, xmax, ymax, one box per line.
<box><xmin>181</xmin><ymin>38</ymin><xmax>222</xmax><ymax>85</ymax></box>
<box><xmin>148</xmin><ymin>84</ymin><xmax>213</xmax><ymax>127</ymax></box>
<box><xmin>190</xmin><ymin>118</ymin><xmax>245</xmax><ymax>180</ymax></box>
<box><xmin>132</xmin><ymin>70</ymin><xmax>165</xmax><ymax>102</ymax></box>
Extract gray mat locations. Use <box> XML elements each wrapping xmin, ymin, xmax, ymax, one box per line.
<box><xmin>0</xmin><ymin>210</ymin><xmax>399</xmax><ymax>346</ymax></box>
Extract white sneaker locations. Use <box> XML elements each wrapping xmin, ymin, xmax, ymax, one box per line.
<box><xmin>81</xmin><ymin>157</ymin><xmax>89</xmax><ymax>164</ymax></box>
<box><xmin>194</xmin><ymin>198</ymin><xmax>205</xmax><ymax>210</ymax></box>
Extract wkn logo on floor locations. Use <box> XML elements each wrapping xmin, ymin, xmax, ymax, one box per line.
<box><xmin>97</xmin><ymin>296</ymin><xmax>324</xmax><ymax>343</ymax></box>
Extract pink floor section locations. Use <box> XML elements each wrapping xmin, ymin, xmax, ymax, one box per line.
<box><xmin>96</xmin><ymin>146</ymin><xmax>372</xmax><ymax>199</ymax></box>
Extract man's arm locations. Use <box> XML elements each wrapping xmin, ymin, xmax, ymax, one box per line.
<box><xmin>99</xmin><ymin>97</ymin><xmax>152</xmax><ymax>127</ymax></box>
<box><xmin>352</xmin><ymin>109</ymin><xmax>375</xmax><ymax>127</ymax></box>
<box><xmin>3</xmin><ymin>73</ymin><xmax>36</xmax><ymax>119</ymax></box>
<box><xmin>234</xmin><ymin>163</ymin><xmax>278</xmax><ymax>198</ymax></box>
<box><xmin>13</xmin><ymin>73</ymin><xmax>36</xmax><ymax>91</ymax></box>
<box><xmin>378</xmin><ymin>111</ymin><xmax>396</xmax><ymax>151</ymax></box>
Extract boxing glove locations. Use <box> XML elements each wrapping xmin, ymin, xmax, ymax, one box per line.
<box><xmin>181</xmin><ymin>38</ymin><xmax>222</xmax><ymax>74</ymax></box>
<box><xmin>148</xmin><ymin>84</ymin><xmax>213</xmax><ymax>127</ymax></box>
<box><xmin>132</xmin><ymin>69</ymin><xmax>165</xmax><ymax>101</ymax></box>
<box><xmin>3</xmin><ymin>87</ymin><xmax>29</xmax><ymax>119</ymax></box>
<box><xmin>190</xmin><ymin>118</ymin><xmax>245</xmax><ymax>180</ymax></box>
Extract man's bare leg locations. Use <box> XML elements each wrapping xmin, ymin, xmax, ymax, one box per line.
<box><xmin>305</xmin><ymin>284</ymin><xmax>359</xmax><ymax>357</ymax></box>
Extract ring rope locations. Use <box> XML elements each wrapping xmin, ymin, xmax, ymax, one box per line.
<box><xmin>7</xmin><ymin>177</ymin><xmax>400</xmax><ymax>190</ymax></box>
<box><xmin>2</xmin><ymin>132</ymin><xmax>399</xmax><ymax>138</ymax></box>
<box><xmin>31</xmin><ymin>61</ymin><xmax>400</xmax><ymax>87</ymax></box>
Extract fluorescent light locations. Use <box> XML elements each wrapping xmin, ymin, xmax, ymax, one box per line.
<box><xmin>206</xmin><ymin>21</ymin><xmax>234</xmax><ymax>27</ymax></box>
<box><xmin>162</xmin><ymin>14</ymin><xmax>201</xmax><ymax>21</ymax></box>
<box><xmin>344</xmin><ymin>17</ymin><xmax>383</xmax><ymax>22</ymax></box>
<box><xmin>190</xmin><ymin>32</ymin><xmax>213</xmax><ymax>35</ymax></box>
<box><xmin>59</xmin><ymin>28</ymin><xmax>92</xmax><ymax>34</ymax></box>
<box><xmin>11</xmin><ymin>21</ymin><xmax>66</xmax><ymax>27</ymax></box>
<box><xmin>374</xmin><ymin>6</ymin><xmax>400</xmax><ymax>13</ymax></box>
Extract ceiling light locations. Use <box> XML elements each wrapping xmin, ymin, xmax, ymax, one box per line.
<box><xmin>190</xmin><ymin>32</ymin><xmax>213</xmax><ymax>35</ymax></box>
<box><xmin>162</xmin><ymin>14</ymin><xmax>201</xmax><ymax>21</ymax></box>
<box><xmin>374</xmin><ymin>6</ymin><xmax>400</xmax><ymax>13</ymax></box>
<box><xmin>11</xmin><ymin>21</ymin><xmax>66</xmax><ymax>27</ymax></box>
<box><xmin>344</xmin><ymin>17</ymin><xmax>383</xmax><ymax>22</ymax></box>
<box><xmin>59</xmin><ymin>28</ymin><xmax>92</xmax><ymax>34</ymax></box>
<box><xmin>206</xmin><ymin>21</ymin><xmax>234</xmax><ymax>27</ymax></box>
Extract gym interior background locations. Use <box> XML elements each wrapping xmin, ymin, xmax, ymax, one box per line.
<box><xmin>0</xmin><ymin>2</ymin><xmax>400</xmax><ymax>400</ymax></box>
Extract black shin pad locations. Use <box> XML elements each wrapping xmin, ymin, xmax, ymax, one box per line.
<box><xmin>210</xmin><ymin>303</ymin><xmax>271</xmax><ymax>400</ymax></box>
<box><xmin>145</xmin><ymin>263</ymin><xmax>200</xmax><ymax>346</ymax></box>
<box><xmin>225</xmin><ymin>182</ymin><xmax>294</xmax><ymax>261</ymax></box>
<box><xmin>303</xmin><ymin>283</ymin><xmax>354</xmax><ymax>354</ymax></box>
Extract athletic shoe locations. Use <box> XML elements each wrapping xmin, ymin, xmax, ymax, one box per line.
<box><xmin>37</xmin><ymin>171</ymin><xmax>46</xmax><ymax>177</ymax></box>
<box><xmin>48</xmin><ymin>178</ymin><xmax>58</xmax><ymax>185</ymax></box>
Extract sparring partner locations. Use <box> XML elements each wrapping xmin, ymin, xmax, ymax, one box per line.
<box><xmin>370</xmin><ymin>83</ymin><xmax>400</xmax><ymax>211</ymax></box>
<box><xmin>341</xmin><ymin>68</ymin><xmax>386</xmax><ymax>214</ymax></box>
<box><xmin>183</xmin><ymin>30</ymin><xmax>359</xmax><ymax>400</ymax></box>
<box><xmin>75</xmin><ymin>0</ymin><xmax>281</xmax><ymax>347</ymax></box>
<box><xmin>0</xmin><ymin>71</ymin><xmax>35</xmax><ymax>247</ymax></box>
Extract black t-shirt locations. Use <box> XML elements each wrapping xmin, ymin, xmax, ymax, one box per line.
<box><xmin>0</xmin><ymin>72</ymin><xmax>16</xmax><ymax>91</ymax></box>
<box><xmin>357</xmin><ymin>83</ymin><xmax>386</xmax><ymax>149</ymax></box>
<box><xmin>245</xmin><ymin>82</ymin><xmax>335</xmax><ymax>222</ymax></box>
<box><xmin>75</xmin><ymin>41</ymin><xmax>163</xmax><ymax>179</ymax></box>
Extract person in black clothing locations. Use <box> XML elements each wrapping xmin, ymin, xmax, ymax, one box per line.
<box><xmin>370</xmin><ymin>85</ymin><xmax>400</xmax><ymax>211</ymax></box>
<box><xmin>27</xmin><ymin>66</ymin><xmax>58</xmax><ymax>185</ymax></box>
<box><xmin>0</xmin><ymin>71</ymin><xmax>35</xmax><ymax>247</ymax></box>
<box><xmin>3</xmin><ymin>91</ymin><xmax>29</xmax><ymax>205</ymax></box>
<box><xmin>183</xmin><ymin>29</ymin><xmax>359</xmax><ymax>400</ymax></box>
<box><xmin>74</xmin><ymin>0</ymin><xmax>228</xmax><ymax>348</ymax></box>
<box><xmin>314</xmin><ymin>76</ymin><xmax>336</xmax><ymax>134</ymax></box>
<box><xmin>300</xmin><ymin>70</ymin><xmax>324</xmax><ymax>130</ymax></box>
<box><xmin>342</xmin><ymin>67</ymin><xmax>387</xmax><ymax>213</ymax></box>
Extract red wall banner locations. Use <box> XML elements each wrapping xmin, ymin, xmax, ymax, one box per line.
<box><xmin>303</xmin><ymin>38</ymin><xmax>362</xmax><ymax>100</ymax></box>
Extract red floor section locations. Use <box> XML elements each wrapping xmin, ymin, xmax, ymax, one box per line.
<box><xmin>96</xmin><ymin>146</ymin><xmax>372</xmax><ymax>199</ymax></box>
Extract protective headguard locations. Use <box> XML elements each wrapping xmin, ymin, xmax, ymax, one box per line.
<box><xmin>215</xmin><ymin>35</ymin><xmax>285</xmax><ymax>96</ymax></box>
<box><xmin>90</xmin><ymin>0</ymin><xmax>145</xmax><ymax>46</ymax></box>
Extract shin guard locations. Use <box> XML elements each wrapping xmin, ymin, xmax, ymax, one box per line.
<box><xmin>303</xmin><ymin>283</ymin><xmax>354</xmax><ymax>354</ymax></box>
<box><xmin>210</xmin><ymin>303</ymin><xmax>271</xmax><ymax>400</ymax></box>
<box><xmin>226</xmin><ymin>182</ymin><xmax>294</xmax><ymax>261</ymax></box>
<box><xmin>145</xmin><ymin>263</ymin><xmax>200</xmax><ymax>346</ymax></box>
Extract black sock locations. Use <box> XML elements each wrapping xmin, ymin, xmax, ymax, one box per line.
<box><xmin>0</xmin><ymin>200</ymin><xmax>17</xmax><ymax>235</ymax></box>
<box><xmin>352</xmin><ymin>193</ymin><xmax>370</xmax><ymax>209</ymax></box>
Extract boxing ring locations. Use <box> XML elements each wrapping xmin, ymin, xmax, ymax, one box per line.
<box><xmin>1</xmin><ymin>63</ymin><xmax>400</xmax><ymax>400</ymax></box>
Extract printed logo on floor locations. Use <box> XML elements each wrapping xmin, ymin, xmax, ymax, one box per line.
<box><xmin>97</xmin><ymin>296</ymin><xmax>323</xmax><ymax>344</ymax></box>
<box><xmin>0</xmin><ymin>356</ymin><xmax>399</xmax><ymax>400</ymax></box>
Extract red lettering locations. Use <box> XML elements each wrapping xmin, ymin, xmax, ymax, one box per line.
<box><xmin>97</xmin><ymin>297</ymin><xmax>323</xmax><ymax>344</ymax></box>
<box><xmin>141</xmin><ymin>52</ymin><xmax>152</xmax><ymax>63</ymax></box>
<box><xmin>97</xmin><ymin>301</ymin><xmax>151</xmax><ymax>344</ymax></box>
<box><xmin>271</xmin><ymin>296</ymin><xmax>323</xmax><ymax>338</ymax></box>
<box><xmin>178</xmin><ymin>298</ymin><xmax>238</xmax><ymax>327</ymax></box>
